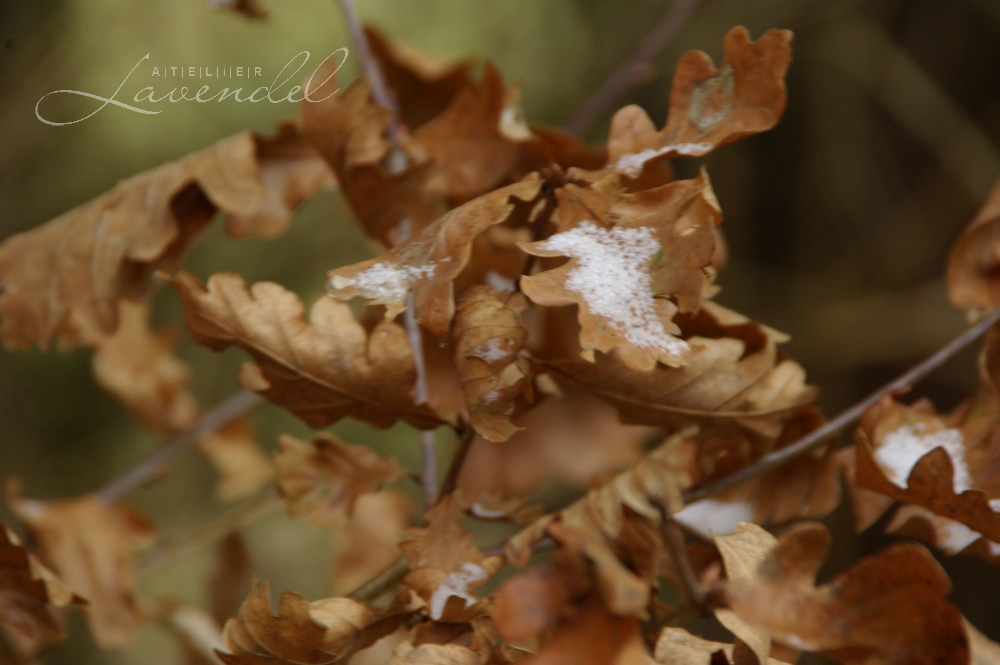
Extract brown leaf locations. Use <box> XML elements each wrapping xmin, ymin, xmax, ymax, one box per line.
<box><xmin>452</xmin><ymin>286</ymin><xmax>530</xmax><ymax>442</ymax></box>
<box><xmin>0</xmin><ymin>124</ymin><xmax>331</xmax><ymax>351</ymax></box>
<box><xmin>387</xmin><ymin>640</ymin><xmax>484</xmax><ymax>665</ymax></box>
<box><xmin>218</xmin><ymin>580</ymin><xmax>411</xmax><ymax>665</ymax></box>
<box><xmin>331</xmin><ymin>491</ymin><xmax>414</xmax><ymax>595</ymax></box>
<box><xmin>172</xmin><ymin>271</ymin><xmax>439</xmax><ymax>430</ymax></box>
<box><xmin>7</xmin><ymin>490</ymin><xmax>155</xmax><ymax>650</ymax></box>
<box><xmin>726</xmin><ymin>522</ymin><xmax>968</xmax><ymax>665</ymax></box>
<box><xmin>274</xmin><ymin>432</ymin><xmax>406</xmax><ymax>527</ymax></box>
<box><xmin>948</xmin><ymin>177</ymin><xmax>1000</xmax><ymax>313</ymax></box>
<box><xmin>328</xmin><ymin>179</ymin><xmax>542</xmax><ymax>340</ymax></box>
<box><xmin>400</xmin><ymin>495</ymin><xmax>504</xmax><ymax>622</ymax></box>
<box><xmin>519</xmin><ymin>171</ymin><xmax>721</xmax><ymax>371</ymax></box>
<box><xmin>208</xmin><ymin>534</ymin><xmax>252</xmax><ymax>628</ymax></box>
<box><xmin>90</xmin><ymin>299</ymin><xmax>198</xmax><ymax>434</ymax></box>
<box><xmin>198</xmin><ymin>417</ymin><xmax>274</xmax><ymax>503</ymax></box>
<box><xmin>713</xmin><ymin>523</ymin><xmax>775</xmax><ymax>664</ymax></box>
<box><xmin>652</xmin><ymin>627</ymin><xmax>793</xmax><ymax>665</ymax></box>
<box><xmin>605</xmin><ymin>27</ymin><xmax>792</xmax><ymax>179</ymax></box>
<box><xmin>887</xmin><ymin>504</ymin><xmax>1000</xmax><ymax>562</ymax></box>
<box><xmin>0</xmin><ymin>525</ymin><xmax>83</xmax><ymax>642</ymax></box>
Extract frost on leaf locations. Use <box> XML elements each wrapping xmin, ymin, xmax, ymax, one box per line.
<box><xmin>0</xmin><ymin>124</ymin><xmax>331</xmax><ymax>351</ymax></box>
<box><xmin>521</xmin><ymin>172</ymin><xmax>721</xmax><ymax>371</ymax></box>
<box><xmin>605</xmin><ymin>27</ymin><xmax>792</xmax><ymax>179</ymax></box>
<box><xmin>274</xmin><ymin>432</ymin><xmax>406</xmax><ymax>527</ymax></box>
<box><xmin>7</xmin><ymin>489</ymin><xmax>155</xmax><ymax>650</ymax></box>
<box><xmin>171</xmin><ymin>271</ymin><xmax>440</xmax><ymax>430</ymax></box>
<box><xmin>328</xmin><ymin>179</ymin><xmax>541</xmax><ymax>340</ymax></box>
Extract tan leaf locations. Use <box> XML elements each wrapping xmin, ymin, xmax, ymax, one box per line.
<box><xmin>452</xmin><ymin>286</ymin><xmax>530</xmax><ymax>442</ymax></box>
<box><xmin>327</xmin><ymin>179</ymin><xmax>542</xmax><ymax>340</ymax></box>
<box><xmin>948</xmin><ymin>176</ymin><xmax>1000</xmax><ymax>313</ymax></box>
<box><xmin>274</xmin><ymin>432</ymin><xmax>406</xmax><ymax>528</ymax></box>
<box><xmin>331</xmin><ymin>491</ymin><xmax>414</xmax><ymax>595</ymax></box>
<box><xmin>198</xmin><ymin>417</ymin><xmax>274</xmax><ymax>503</ymax></box>
<box><xmin>519</xmin><ymin>172</ymin><xmax>721</xmax><ymax>371</ymax></box>
<box><xmin>171</xmin><ymin>271</ymin><xmax>439</xmax><ymax>430</ymax></box>
<box><xmin>387</xmin><ymin>640</ymin><xmax>483</xmax><ymax>665</ymax></box>
<box><xmin>713</xmin><ymin>523</ymin><xmax>776</xmax><ymax>665</ymax></box>
<box><xmin>0</xmin><ymin>525</ymin><xmax>83</xmax><ymax>642</ymax></box>
<box><xmin>218</xmin><ymin>580</ymin><xmax>411</xmax><ymax>665</ymax></box>
<box><xmin>0</xmin><ymin>124</ymin><xmax>331</xmax><ymax>351</ymax></box>
<box><xmin>400</xmin><ymin>495</ymin><xmax>504</xmax><ymax>622</ymax></box>
<box><xmin>7</xmin><ymin>490</ymin><xmax>155</xmax><ymax>650</ymax></box>
<box><xmin>652</xmin><ymin>627</ymin><xmax>792</xmax><ymax>665</ymax></box>
<box><xmin>726</xmin><ymin>522</ymin><xmax>968</xmax><ymax>665</ymax></box>
<box><xmin>605</xmin><ymin>27</ymin><xmax>792</xmax><ymax>179</ymax></box>
<box><xmin>967</xmin><ymin>619</ymin><xmax>1000</xmax><ymax>665</ymax></box>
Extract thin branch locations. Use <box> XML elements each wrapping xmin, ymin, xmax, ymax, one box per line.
<box><xmin>656</xmin><ymin>505</ymin><xmax>707</xmax><ymax>610</ymax></box>
<box><xmin>683</xmin><ymin>306</ymin><xmax>1000</xmax><ymax>504</ymax></box>
<box><xmin>136</xmin><ymin>488</ymin><xmax>281</xmax><ymax>576</ymax></box>
<box><xmin>96</xmin><ymin>390</ymin><xmax>264</xmax><ymax>503</ymax></box>
<box><xmin>438</xmin><ymin>426</ymin><xmax>475</xmax><ymax>500</ymax></box>
<box><xmin>564</xmin><ymin>0</ymin><xmax>703</xmax><ymax>137</ymax></box>
<box><xmin>346</xmin><ymin>555</ymin><xmax>410</xmax><ymax>602</ymax></box>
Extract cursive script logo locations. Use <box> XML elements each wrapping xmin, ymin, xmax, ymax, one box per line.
<box><xmin>35</xmin><ymin>49</ymin><xmax>349</xmax><ymax>126</ymax></box>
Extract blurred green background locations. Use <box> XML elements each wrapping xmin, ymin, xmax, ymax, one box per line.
<box><xmin>3</xmin><ymin>0</ymin><xmax>1000</xmax><ymax>662</ymax></box>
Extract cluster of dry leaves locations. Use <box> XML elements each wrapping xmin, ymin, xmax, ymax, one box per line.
<box><xmin>4</xmin><ymin>16</ymin><xmax>1000</xmax><ymax>665</ymax></box>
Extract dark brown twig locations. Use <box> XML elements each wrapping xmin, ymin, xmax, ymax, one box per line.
<box><xmin>564</xmin><ymin>0</ymin><xmax>703</xmax><ymax>136</ymax></box>
<box><xmin>437</xmin><ymin>426</ymin><xmax>476</xmax><ymax>500</ymax></box>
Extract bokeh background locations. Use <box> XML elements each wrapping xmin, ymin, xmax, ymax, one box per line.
<box><xmin>3</xmin><ymin>0</ymin><xmax>1000</xmax><ymax>662</ymax></box>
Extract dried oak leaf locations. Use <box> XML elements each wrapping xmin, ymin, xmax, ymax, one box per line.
<box><xmin>452</xmin><ymin>286</ymin><xmax>530</xmax><ymax>442</ymax></box>
<box><xmin>519</xmin><ymin>171</ymin><xmax>721</xmax><ymax>371</ymax></box>
<box><xmin>274</xmin><ymin>432</ymin><xmax>406</xmax><ymax>527</ymax></box>
<box><xmin>218</xmin><ymin>580</ymin><xmax>411</xmax><ymax>665</ymax></box>
<box><xmin>90</xmin><ymin>299</ymin><xmax>199</xmax><ymax>434</ymax></box>
<box><xmin>399</xmin><ymin>495</ymin><xmax>505</xmax><ymax>623</ymax></box>
<box><xmin>300</xmin><ymin>61</ymin><xmax>530</xmax><ymax>245</ymax></box>
<box><xmin>0</xmin><ymin>525</ymin><xmax>83</xmax><ymax>642</ymax></box>
<box><xmin>713</xmin><ymin>523</ymin><xmax>776</xmax><ymax>664</ymax></box>
<box><xmin>331</xmin><ymin>490</ymin><xmax>415</xmax><ymax>595</ymax></box>
<box><xmin>605</xmin><ymin>27</ymin><xmax>792</xmax><ymax>179</ymax></box>
<box><xmin>0</xmin><ymin>124</ymin><xmax>332</xmax><ymax>351</ymax></box>
<box><xmin>948</xmin><ymin>177</ymin><xmax>1000</xmax><ymax>313</ymax></box>
<box><xmin>7</xmin><ymin>490</ymin><xmax>155</xmax><ymax>650</ymax></box>
<box><xmin>726</xmin><ymin>521</ymin><xmax>968</xmax><ymax>665</ymax></box>
<box><xmin>198</xmin><ymin>417</ymin><xmax>274</xmax><ymax>503</ymax></box>
<box><xmin>653</xmin><ymin>627</ymin><xmax>794</xmax><ymax>665</ymax></box>
<box><xmin>387</xmin><ymin>640</ymin><xmax>484</xmax><ymax>665</ymax></box>
<box><xmin>328</xmin><ymin>179</ymin><xmax>542</xmax><ymax>340</ymax></box>
<box><xmin>887</xmin><ymin>504</ymin><xmax>1000</xmax><ymax>563</ymax></box>
<box><xmin>853</xmin><ymin>394</ymin><xmax>1000</xmax><ymax>543</ymax></box>
<box><xmin>172</xmin><ymin>270</ymin><xmax>439</xmax><ymax>430</ymax></box>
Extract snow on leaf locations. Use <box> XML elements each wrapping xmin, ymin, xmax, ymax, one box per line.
<box><xmin>875</xmin><ymin>424</ymin><xmax>970</xmax><ymax>494</ymax></box>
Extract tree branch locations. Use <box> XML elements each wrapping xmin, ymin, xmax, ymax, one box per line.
<box><xmin>96</xmin><ymin>390</ymin><xmax>264</xmax><ymax>503</ymax></box>
<box><xmin>683</xmin><ymin>306</ymin><xmax>1000</xmax><ymax>504</ymax></box>
<box><xmin>564</xmin><ymin>0</ymin><xmax>703</xmax><ymax>137</ymax></box>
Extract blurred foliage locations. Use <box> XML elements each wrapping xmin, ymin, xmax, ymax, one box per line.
<box><xmin>3</xmin><ymin>0</ymin><xmax>1000</xmax><ymax>662</ymax></box>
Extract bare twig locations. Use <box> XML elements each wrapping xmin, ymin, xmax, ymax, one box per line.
<box><xmin>96</xmin><ymin>390</ymin><xmax>264</xmax><ymax>503</ymax></box>
<box><xmin>438</xmin><ymin>426</ymin><xmax>475</xmax><ymax>500</ymax></box>
<box><xmin>564</xmin><ymin>0</ymin><xmax>703</xmax><ymax>136</ymax></box>
<box><xmin>346</xmin><ymin>554</ymin><xmax>410</xmax><ymax>602</ymax></box>
<box><xmin>656</xmin><ymin>505</ymin><xmax>707</xmax><ymax>609</ymax></box>
<box><xmin>683</xmin><ymin>306</ymin><xmax>1000</xmax><ymax>504</ymax></box>
<box><xmin>136</xmin><ymin>489</ymin><xmax>281</xmax><ymax>576</ymax></box>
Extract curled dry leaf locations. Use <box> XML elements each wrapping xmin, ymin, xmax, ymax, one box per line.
<box><xmin>887</xmin><ymin>504</ymin><xmax>1000</xmax><ymax>562</ymax></box>
<box><xmin>713</xmin><ymin>523</ymin><xmax>776</xmax><ymax>665</ymax></box>
<box><xmin>605</xmin><ymin>27</ymin><xmax>792</xmax><ymax>178</ymax></box>
<box><xmin>519</xmin><ymin>171</ymin><xmax>721</xmax><ymax>371</ymax></box>
<box><xmin>0</xmin><ymin>124</ymin><xmax>331</xmax><ymax>351</ymax></box>
<box><xmin>653</xmin><ymin>627</ymin><xmax>794</xmax><ymax>665</ymax></box>
<box><xmin>197</xmin><ymin>417</ymin><xmax>274</xmax><ymax>503</ymax></box>
<box><xmin>327</xmin><ymin>179</ymin><xmax>541</xmax><ymax>340</ymax></box>
<box><xmin>7</xmin><ymin>490</ymin><xmax>155</xmax><ymax>650</ymax></box>
<box><xmin>0</xmin><ymin>525</ymin><xmax>83</xmax><ymax>642</ymax></box>
<box><xmin>274</xmin><ymin>432</ymin><xmax>406</xmax><ymax>527</ymax></box>
<box><xmin>90</xmin><ymin>299</ymin><xmax>199</xmax><ymax>434</ymax></box>
<box><xmin>726</xmin><ymin>522</ymin><xmax>969</xmax><ymax>665</ymax></box>
<box><xmin>948</xmin><ymin>177</ymin><xmax>1000</xmax><ymax>313</ymax></box>
<box><xmin>399</xmin><ymin>495</ymin><xmax>504</xmax><ymax>622</ymax></box>
<box><xmin>172</xmin><ymin>271</ymin><xmax>439</xmax><ymax>430</ymax></box>
<box><xmin>452</xmin><ymin>286</ymin><xmax>530</xmax><ymax>442</ymax></box>
<box><xmin>218</xmin><ymin>580</ymin><xmax>411</xmax><ymax>665</ymax></box>
<box><xmin>331</xmin><ymin>491</ymin><xmax>414</xmax><ymax>595</ymax></box>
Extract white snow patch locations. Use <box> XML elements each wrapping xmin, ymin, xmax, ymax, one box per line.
<box><xmin>333</xmin><ymin>261</ymin><xmax>436</xmax><ymax>302</ymax></box>
<box><xmin>614</xmin><ymin>143</ymin><xmax>714</xmax><ymax>176</ymax></box>
<box><xmin>485</xmin><ymin>270</ymin><xmax>515</xmax><ymax>292</ymax></box>
<box><xmin>673</xmin><ymin>498</ymin><xmax>754</xmax><ymax>539</ymax></box>
<box><xmin>481</xmin><ymin>390</ymin><xmax>500</xmax><ymax>404</ymax></box>
<box><xmin>990</xmin><ymin>499</ymin><xmax>1000</xmax><ymax>512</ymax></box>
<box><xmin>875</xmin><ymin>424</ymin><xmax>970</xmax><ymax>494</ymax></box>
<box><xmin>537</xmin><ymin>222</ymin><xmax>689</xmax><ymax>358</ymax></box>
<box><xmin>472</xmin><ymin>338</ymin><xmax>510</xmax><ymax>363</ymax></box>
<box><xmin>470</xmin><ymin>503</ymin><xmax>509</xmax><ymax>519</ymax></box>
<box><xmin>429</xmin><ymin>562</ymin><xmax>487</xmax><ymax>620</ymax></box>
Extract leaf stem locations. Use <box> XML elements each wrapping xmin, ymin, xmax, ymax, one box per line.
<box><xmin>96</xmin><ymin>390</ymin><xmax>264</xmax><ymax>503</ymax></box>
<box><xmin>564</xmin><ymin>0</ymin><xmax>703</xmax><ymax>136</ymax></box>
<box><xmin>683</xmin><ymin>307</ymin><xmax>1000</xmax><ymax>504</ymax></box>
